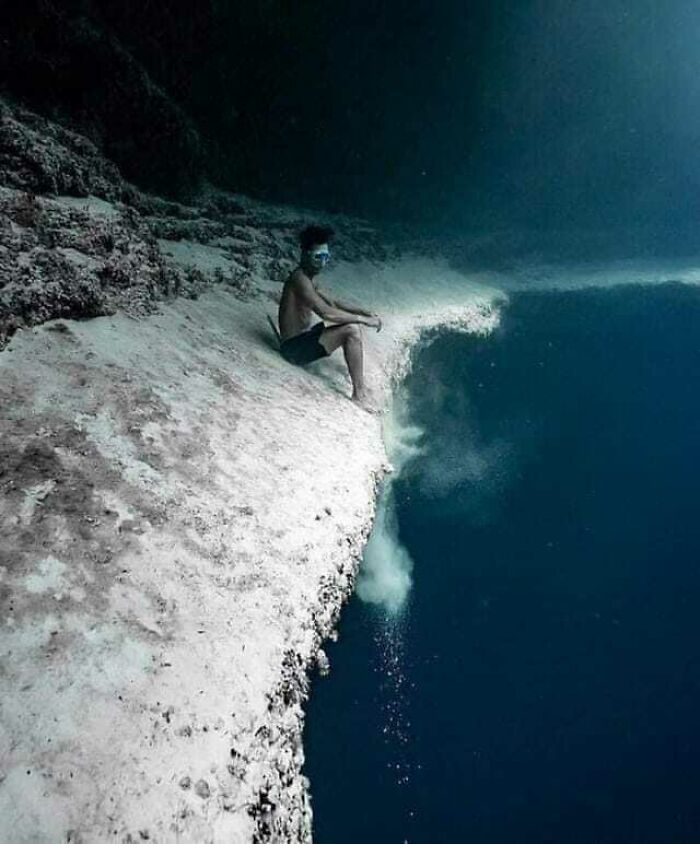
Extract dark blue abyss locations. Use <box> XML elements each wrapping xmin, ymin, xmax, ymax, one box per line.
<box><xmin>304</xmin><ymin>284</ymin><xmax>700</xmax><ymax>844</ymax></box>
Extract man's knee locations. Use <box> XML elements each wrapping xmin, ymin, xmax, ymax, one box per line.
<box><xmin>345</xmin><ymin>324</ymin><xmax>362</xmax><ymax>344</ymax></box>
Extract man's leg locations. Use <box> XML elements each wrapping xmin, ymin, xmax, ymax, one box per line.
<box><xmin>319</xmin><ymin>324</ymin><xmax>367</xmax><ymax>401</ymax></box>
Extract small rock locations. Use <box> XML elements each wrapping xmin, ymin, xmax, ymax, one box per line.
<box><xmin>45</xmin><ymin>322</ymin><xmax>71</xmax><ymax>334</ymax></box>
<box><xmin>118</xmin><ymin>519</ymin><xmax>138</xmax><ymax>533</ymax></box>
<box><xmin>179</xmin><ymin>776</ymin><xmax>191</xmax><ymax>790</ymax></box>
<box><xmin>194</xmin><ymin>779</ymin><xmax>210</xmax><ymax>799</ymax></box>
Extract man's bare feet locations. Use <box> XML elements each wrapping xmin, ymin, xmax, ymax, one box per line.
<box><xmin>351</xmin><ymin>390</ymin><xmax>380</xmax><ymax>414</ymax></box>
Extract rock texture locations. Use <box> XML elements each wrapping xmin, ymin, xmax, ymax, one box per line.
<box><xmin>0</xmin><ymin>99</ymin><xmax>400</xmax><ymax>350</ymax></box>
<box><xmin>0</xmin><ymin>103</ymin><xmax>501</xmax><ymax>841</ymax></box>
<box><xmin>1</xmin><ymin>2</ymin><xmax>205</xmax><ymax>195</ymax></box>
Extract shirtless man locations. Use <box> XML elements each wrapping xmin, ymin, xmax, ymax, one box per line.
<box><xmin>278</xmin><ymin>224</ymin><xmax>382</xmax><ymax>407</ymax></box>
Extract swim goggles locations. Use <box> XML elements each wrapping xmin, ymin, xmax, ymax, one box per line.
<box><xmin>309</xmin><ymin>246</ymin><xmax>331</xmax><ymax>265</ymax></box>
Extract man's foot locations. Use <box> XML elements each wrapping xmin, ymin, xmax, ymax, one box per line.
<box><xmin>351</xmin><ymin>390</ymin><xmax>380</xmax><ymax>414</ymax></box>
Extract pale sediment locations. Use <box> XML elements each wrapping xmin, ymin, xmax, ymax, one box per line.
<box><xmin>0</xmin><ymin>99</ymin><xmax>504</xmax><ymax>843</ymax></box>
<box><xmin>0</xmin><ymin>255</ymin><xmax>501</xmax><ymax>843</ymax></box>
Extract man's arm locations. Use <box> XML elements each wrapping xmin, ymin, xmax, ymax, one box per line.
<box><xmin>316</xmin><ymin>288</ymin><xmax>376</xmax><ymax>319</ymax></box>
<box><xmin>294</xmin><ymin>273</ymin><xmax>380</xmax><ymax>328</ymax></box>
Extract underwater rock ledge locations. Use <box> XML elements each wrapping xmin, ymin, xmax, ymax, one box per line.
<box><xmin>0</xmin><ymin>102</ymin><xmax>502</xmax><ymax>842</ymax></box>
<box><xmin>0</xmin><ymin>276</ymin><xmax>499</xmax><ymax>843</ymax></box>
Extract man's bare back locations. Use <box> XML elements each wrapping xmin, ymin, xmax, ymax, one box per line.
<box><xmin>278</xmin><ymin>268</ymin><xmax>317</xmax><ymax>342</ymax></box>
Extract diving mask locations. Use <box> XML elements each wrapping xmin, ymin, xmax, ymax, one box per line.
<box><xmin>309</xmin><ymin>245</ymin><xmax>331</xmax><ymax>266</ymax></box>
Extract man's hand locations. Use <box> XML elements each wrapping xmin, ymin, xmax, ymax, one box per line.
<box><xmin>365</xmin><ymin>315</ymin><xmax>382</xmax><ymax>332</ymax></box>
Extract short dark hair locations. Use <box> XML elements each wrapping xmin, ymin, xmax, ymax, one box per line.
<box><xmin>299</xmin><ymin>224</ymin><xmax>334</xmax><ymax>251</ymax></box>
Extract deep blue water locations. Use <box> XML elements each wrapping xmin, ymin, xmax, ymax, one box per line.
<box><xmin>305</xmin><ymin>285</ymin><xmax>700</xmax><ymax>844</ymax></box>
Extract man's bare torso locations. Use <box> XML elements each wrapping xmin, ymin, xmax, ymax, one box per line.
<box><xmin>278</xmin><ymin>268</ymin><xmax>320</xmax><ymax>341</ymax></box>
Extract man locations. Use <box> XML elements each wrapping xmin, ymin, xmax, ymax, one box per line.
<box><xmin>278</xmin><ymin>224</ymin><xmax>382</xmax><ymax>408</ymax></box>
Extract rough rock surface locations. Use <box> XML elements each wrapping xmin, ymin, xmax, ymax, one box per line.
<box><xmin>0</xmin><ymin>103</ymin><xmax>503</xmax><ymax>841</ymax></box>
<box><xmin>0</xmin><ymin>99</ymin><xmax>400</xmax><ymax>350</ymax></box>
<box><xmin>1</xmin><ymin>3</ymin><xmax>206</xmax><ymax>196</ymax></box>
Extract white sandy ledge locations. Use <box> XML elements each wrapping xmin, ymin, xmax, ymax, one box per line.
<box><xmin>0</xmin><ymin>254</ymin><xmax>503</xmax><ymax>842</ymax></box>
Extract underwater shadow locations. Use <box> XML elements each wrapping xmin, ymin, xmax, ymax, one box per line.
<box><xmin>250</xmin><ymin>325</ymin><xmax>280</xmax><ymax>354</ymax></box>
<box><xmin>309</xmin><ymin>357</ymin><xmax>350</xmax><ymax>398</ymax></box>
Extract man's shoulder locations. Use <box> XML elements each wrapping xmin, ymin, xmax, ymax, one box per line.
<box><xmin>287</xmin><ymin>267</ymin><xmax>313</xmax><ymax>289</ymax></box>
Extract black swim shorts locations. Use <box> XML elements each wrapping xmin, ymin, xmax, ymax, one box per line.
<box><xmin>280</xmin><ymin>321</ymin><xmax>330</xmax><ymax>366</ymax></box>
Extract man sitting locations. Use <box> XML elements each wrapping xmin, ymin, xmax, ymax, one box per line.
<box><xmin>278</xmin><ymin>225</ymin><xmax>382</xmax><ymax>408</ymax></box>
